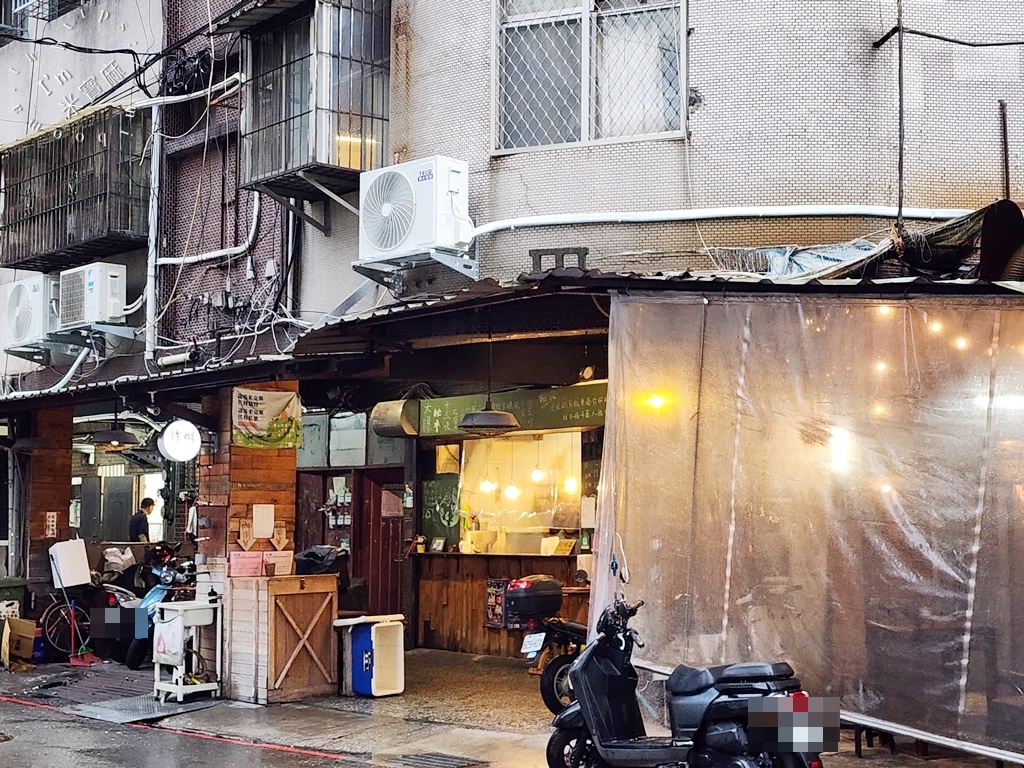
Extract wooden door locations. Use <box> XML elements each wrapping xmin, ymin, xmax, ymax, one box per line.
<box><xmin>352</xmin><ymin>468</ymin><xmax>404</xmax><ymax>615</ymax></box>
<box><xmin>295</xmin><ymin>472</ymin><xmax>325</xmax><ymax>552</ymax></box>
<box><xmin>267</xmin><ymin>575</ymin><xmax>338</xmax><ymax>702</ymax></box>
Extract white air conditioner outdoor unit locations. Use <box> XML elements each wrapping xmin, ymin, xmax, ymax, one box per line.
<box><xmin>358</xmin><ymin>155</ymin><xmax>473</xmax><ymax>264</ymax></box>
<box><xmin>3</xmin><ymin>274</ymin><xmax>59</xmax><ymax>349</ymax></box>
<box><xmin>59</xmin><ymin>262</ymin><xmax>127</xmax><ymax>329</ymax></box>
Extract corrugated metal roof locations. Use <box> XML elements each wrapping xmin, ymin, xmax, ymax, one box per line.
<box><xmin>290</xmin><ymin>201</ymin><xmax>1024</xmax><ymax>355</ymax></box>
<box><xmin>213</xmin><ymin>0</ymin><xmax>310</xmax><ymax>34</ymax></box>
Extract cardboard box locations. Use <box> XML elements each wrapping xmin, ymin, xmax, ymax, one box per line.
<box><xmin>2</xmin><ymin>617</ymin><xmax>36</xmax><ymax>665</ymax></box>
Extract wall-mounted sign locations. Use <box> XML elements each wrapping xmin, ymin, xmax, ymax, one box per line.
<box><xmin>418</xmin><ymin>382</ymin><xmax>607</xmax><ymax>437</ymax></box>
<box><xmin>232</xmin><ymin>388</ymin><xmax>303</xmax><ymax>449</ymax></box>
<box><xmin>157</xmin><ymin>419</ymin><xmax>202</xmax><ymax>462</ymax></box>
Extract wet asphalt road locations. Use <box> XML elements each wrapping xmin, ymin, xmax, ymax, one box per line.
<box><xmin>0</xmin><ymin>699</ymin><xmax>362</xmax><ymax>768</ymax></box>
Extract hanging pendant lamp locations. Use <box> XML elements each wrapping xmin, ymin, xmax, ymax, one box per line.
<box><xmin>89</xmin><ymin>398</ymin><xmax>140</xmax><ymax>452</ymax></box>
<box><xmin>458</xmin><ymin>312</ymin><xmax>520</xmax><ymax>437</ymax></box>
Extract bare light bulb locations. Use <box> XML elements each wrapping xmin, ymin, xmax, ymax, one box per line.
<box><xmin>530</xmin><ymin>467</ymin><xmax>546</xmax><ymax>483</ymax></box>
<box><xmin>563</xmin><ymin>477</ymin><xmax>579</xmax><ymax>494</ymax></box>
<box><xmin>955</xmin><ymin>337</ymin><xmax>968</xmax><ymax>350</ymax></box>
<box><xmin>479</xmin><ymin>479</ymin><xmax>496</xmax><ymax>493</ymax></box>
<box><xmin>504</xmin><ymin>484</ymin><xmax>521</xmax><ymax>500</ymax></box>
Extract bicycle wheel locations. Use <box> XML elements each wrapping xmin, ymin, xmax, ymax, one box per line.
<box><xmin>42</xmin><ymin>602</ymin><xmax>91</xmax><ymax>656</ymax></box>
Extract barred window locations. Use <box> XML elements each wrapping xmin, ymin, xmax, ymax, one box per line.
<box><xmin>497</xmin><ymin>0</ymin><xmax>683</xmax><ymax>151</ymax></box>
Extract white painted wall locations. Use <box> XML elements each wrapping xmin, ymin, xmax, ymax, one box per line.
<box><xmin>295</xmin><ymin>0</ymin><xmax>1024</xmax><ymax>316</ymax></box>
<box><xmin>0</xmin><ymin>0</ymin><xmax>161</xmax><ymax>378</ymax></box>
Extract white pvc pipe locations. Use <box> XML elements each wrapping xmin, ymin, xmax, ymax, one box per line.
<box><xmin>156</xmin><ymin>192</ymin><xmax>261</xmax><ymax>266</ymax></box>
<box><xmin>128</xmin><ymin>74</ymin><xmax>241</xmax><ymax>110</ymax></box>
<box><xmin>145</xmin><ymin>103</ymin><xmax>163</xmax><ymax>361</ymax></box>
<box><xmin>469</xmin><ymin>205</ymin><xmax>974</xmax><ymax>240</ymax></box>
<box><xmin>0</xmin><ymin>347</ymin><xmax>91</xmax><ymax>400</ymax></box>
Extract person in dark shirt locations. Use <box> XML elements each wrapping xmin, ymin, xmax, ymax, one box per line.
<box><xmin>129</xmin><ymin>498</ymin><xmax>154</xmax><ymax>542</ymax></box>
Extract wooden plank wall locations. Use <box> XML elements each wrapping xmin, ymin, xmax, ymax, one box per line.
<box><xmin>199</xmin><ymin>381</ymin><xmax>298</xmax><ymax>560</ymax></box>
<box><xmin>228</xmin><ymin>381</ymin><xmax>298</xmax><ymax>553</ymax></box>
<box><xmin>416</xmin><ymin>555</ymin><xmax>590</xmax><ymax>657</ymax></box>
<box><xmin>224</xmin><ymin>576</ymin><xmax>270</xmax><ymax>704</ymax></box>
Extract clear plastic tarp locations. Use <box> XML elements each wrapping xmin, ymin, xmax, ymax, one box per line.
<box><xmin>594</xmin><ymin>292</ymin><xmax>1024</xmax><ymax>757</ymax></box>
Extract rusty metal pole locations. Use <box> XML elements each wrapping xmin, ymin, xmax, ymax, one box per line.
<box><xmin>897</xmin><ymin>0</ymin><xmax>905</xmax><ymax>233</ymax></box>
<box><xmin>1000</xmin><ymin>100</ymin><xmax>1011</xmax><ymax>200</ymax></box>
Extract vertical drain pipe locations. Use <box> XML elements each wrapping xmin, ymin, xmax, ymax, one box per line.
<box><xmin>145</xmin><ymin>103</ymin><xmax>164</xmax><ymax>361</ymax></box>
<box><xmin>1000</xmin><ymin>100</ymin><xmax>1011</xmax><ymax>200</ymax></box>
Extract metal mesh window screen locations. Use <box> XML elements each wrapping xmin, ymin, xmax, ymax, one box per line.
<box><xmin>497</xmin><ymin>0</ymin><xmax>682</xmax><ymax>150</ymax></box>
<box><xmin>247</xmin><ymin>14</ymin><xmax>313</xmax><ymax>182</ymax></box>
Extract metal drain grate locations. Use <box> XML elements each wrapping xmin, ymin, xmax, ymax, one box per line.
<box><xmin>387</xmin><ymin>754</ymin><xmax>488</xmax><ymax>768</ymax></box>
<box><xmin>64</xmin><ymin>693</ymin><xmax>220</xmax><ymax>724</ymax></box>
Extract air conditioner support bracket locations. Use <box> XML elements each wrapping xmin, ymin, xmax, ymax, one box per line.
<box><xmin>352</xmin><ymin>249</ymin><xmax>478</xmax><ymax>290</ymax></box>
<box><xmin>296</xmin><ymin>171</ymin><xmax>359</xmax><ymax>217</ymax></box>
<box><xmin>255</xmin><ymin>184</ymin><xmax>331</xmax><ymax>235</ymax></box>
<box><xmin>4</xmin><ymin>324</ymin><xmax>142</xmax><ymax>366</ymax></box>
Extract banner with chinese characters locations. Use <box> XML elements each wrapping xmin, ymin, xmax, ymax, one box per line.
<box><xmin>232</xmin><ymin>388</ymin><xmax>303</xmax><ymax>449</ymax></box>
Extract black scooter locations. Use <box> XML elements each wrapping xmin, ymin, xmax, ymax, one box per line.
<box><xmin>547</xmin><ymin>596</ymin><xmax>824</xmax><ymax>768</ymax></box>
<box><xmin>524</xmin><ymin>615</ymin><xmax>588</xmax><ymax>714</ymax></box>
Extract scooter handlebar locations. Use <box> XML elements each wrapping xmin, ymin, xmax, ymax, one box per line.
<box><xmin>627</xmin><ymin>600</ymin><xmax>644</xmax><ymax>617</ymax></box>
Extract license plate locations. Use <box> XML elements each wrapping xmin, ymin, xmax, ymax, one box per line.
<box><xmin>521</xmin><ymin>632</ymin><xmax>546</xmax><ymax>655</ymax></box>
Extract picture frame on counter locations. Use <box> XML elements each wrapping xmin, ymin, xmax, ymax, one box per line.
<box><xmin>430</xmin><ymin>537</ymin><xmax>447</xmax><ymax>552</ymax></box>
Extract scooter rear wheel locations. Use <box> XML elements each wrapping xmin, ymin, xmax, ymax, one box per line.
<box><xmin>546</xmin><ymin>728</ymin><xmax>606</xmax><ymax>768</ymax></box>
<box><xmin>541</xmin><ymin>653</ymin><xmax>577</xmax><ymax>714</ymax></box>
<box><xmin>125</xmin><ymin>637</ymin><xmax>151</xmax><ymax>670</ymax></box>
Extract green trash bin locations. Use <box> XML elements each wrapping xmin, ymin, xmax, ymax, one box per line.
<box><xmin>0</xmin><ymin>577</ymin><xmax>29</xmax><ymax>616</ymax></box>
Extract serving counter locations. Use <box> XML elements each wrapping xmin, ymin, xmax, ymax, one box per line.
<box><xmin>415</xmin><ymin>553</ymin><xmax>590</xmax><ymax>657</ymax></box>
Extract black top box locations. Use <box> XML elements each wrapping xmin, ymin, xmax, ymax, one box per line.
<box><xmin>505</xmin><ymin>574</ymin><xmax>563</xmax><ymax>619</ymax></box>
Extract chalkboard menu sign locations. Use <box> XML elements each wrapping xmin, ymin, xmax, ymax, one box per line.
<box><xmin>420</xmin><ymin>474</ymin><xmax>461</xmax><ymax>546</ymax></box>
<box><xmin>419</xmin><ymin>382</ymin><xmax>607</xmax><ymax>437</ymax></box>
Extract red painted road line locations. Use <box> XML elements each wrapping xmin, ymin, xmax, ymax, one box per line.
<box><xmin>0</xmin><ymin>695</ymin><xmax>346</xmax><ymax>760</ymax></box>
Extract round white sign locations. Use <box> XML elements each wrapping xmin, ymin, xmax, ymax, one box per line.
<box><xmin>157</xmin><ymin>419</ymin><xmax>202</xmax><ymax>462</ymax></box>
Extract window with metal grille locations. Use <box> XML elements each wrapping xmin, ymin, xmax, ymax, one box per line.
<box><xmin>13</xmin><ymin>0</ymin><xmax>80</xmax><ymax>22</ymax></box>
<box><xmin>0</xmin><ymin>0</ymin><xmax>26</xmax><ymax>46</ymax></box>
<box><xmin>248</xmin><ymin>14</ymin><xmax>313</xmax><ymax>183</ymax></box>
<box><xmin>496</xmin><ymin>0</ymin><xmax>683</xmax><ymax>151</ymax></box>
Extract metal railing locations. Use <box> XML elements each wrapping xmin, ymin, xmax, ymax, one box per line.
<box><xmin>0</xmin><ymin>108</ymin><xmax>150</xmax><ymax>268</ymax></box>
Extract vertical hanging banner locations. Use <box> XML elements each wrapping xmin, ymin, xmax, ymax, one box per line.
<box><xmin>232</xmin><ymin>388</ymin><xmax>303</xmax><ymax>449</ymax></box>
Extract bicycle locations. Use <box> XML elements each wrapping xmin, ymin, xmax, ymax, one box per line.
<box><xmin>39</xmin><ymin>591</ymin><xmax>91</xmax><ymax>658</ymax></box>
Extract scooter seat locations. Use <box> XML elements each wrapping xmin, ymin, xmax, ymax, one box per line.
<box><xmin>666</xmin><ymin>665</ymin><xmax>716</xmax><ymax>695</ymax></box>
<box><xmin>547</xmin><ymin>618</ymin><xmax>588</xmax><ymax>636</ymax></box>
<box><xmin>716</xmin><ymin>661</ymin><xmax>794</xmax><ymax>682</ymax></box>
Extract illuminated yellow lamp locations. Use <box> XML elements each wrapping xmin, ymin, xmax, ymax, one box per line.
<box><xmin>564</xmin><ymin>477</ymin><xmax>579</xmax><ymax>494</ymax></box>
<box><xmin>504</xmin><ymin>484</ymin><xmax>521</xmax><ymax>501</ymax></box>
<box><xmin>873</xmin><ymin>404</ymin><xmax>886</xmax><ymax>416</ymax></box>
<box><xmin>641</xmin><ymin>392</ymin><xmax>670</xmax><ymax>410</ymax></box>
<box><xmin>479</xmin><ymin>478</ymin><xmax>496</xmax><ymax>493</ymax></box>
<box><xmin>875</xmin><ymin>361</ymin><xmax>887</xmax><ymax>373</ymax></box>
<box><xmin>930</xmin><ymin>321</ymin><xmax>943</xmax><ymax>334</ymax></box>
<box><xmin>955</xmin><ymin>337</ymin><xmax>969</xmax><ymax>350</ymax></box>
<box><xmin>878</xmin><ymin>305</ymin><xmax>892</xmax><ymax>316</ymax></box>
<box><xmin>530</xmin><ymin>467</ymin><xmax>546</xmax><ymax>483</ymax></box>
<box><xmin>335</xmin><ymin>134</ymin><xmax>378</xmax><ymax>144</ymax></box>
<box><xmin>880</xmin><ymin>482</ymin><xmax>893</xmax><ymax>494</ymax></box>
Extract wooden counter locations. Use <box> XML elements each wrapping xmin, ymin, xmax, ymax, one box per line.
<box><xmin>416</xmin><ymin>554</ymin><xmax>590</xmax><ymax>657</ymax></box>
